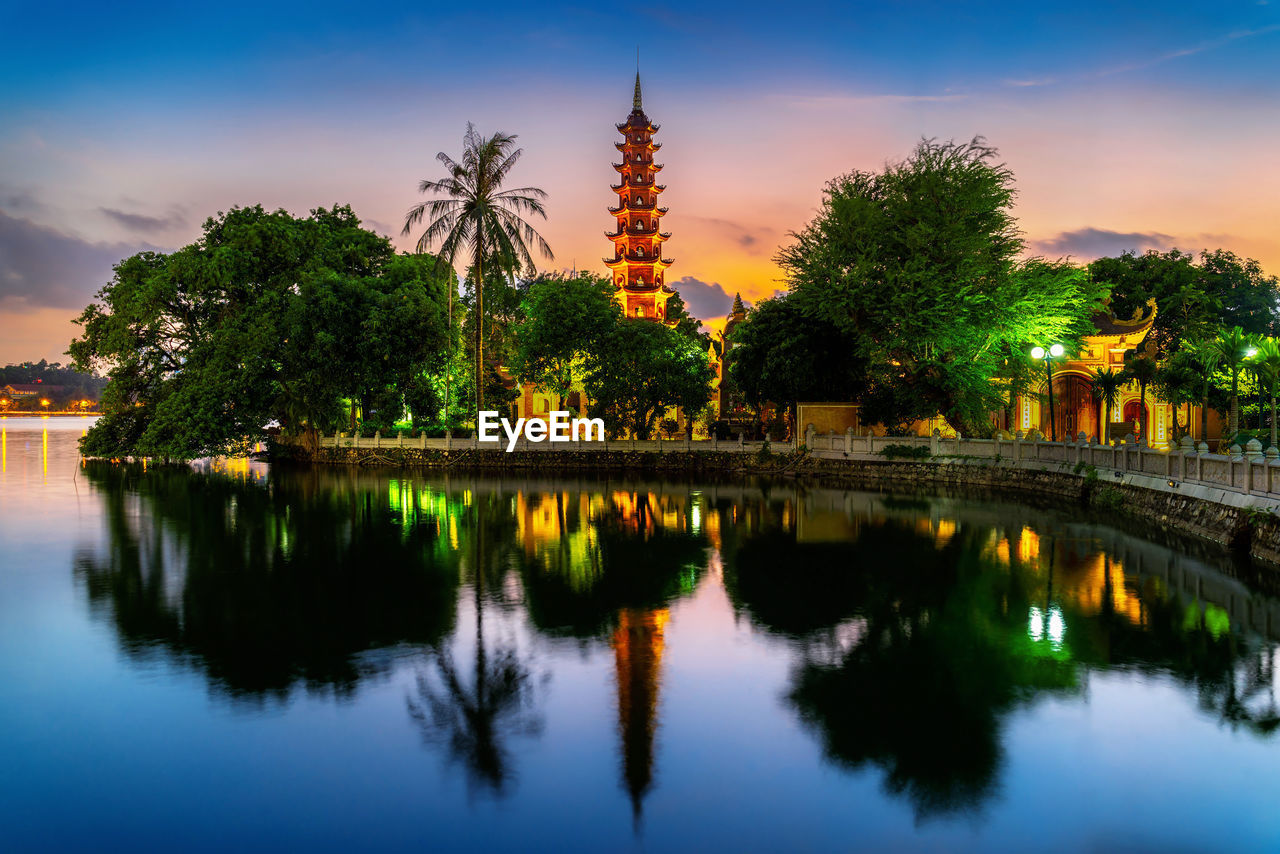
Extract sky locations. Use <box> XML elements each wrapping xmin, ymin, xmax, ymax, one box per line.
<box><xmin>2</xmin><ymin>0</ymin><xmax>1279</xmax><ymax>363</ymax></box>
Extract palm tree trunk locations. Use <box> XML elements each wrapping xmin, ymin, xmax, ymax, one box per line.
<box><xmin>1201</xmin><ymin>379</ymin><xmax>1210</xmax><ymax>445</ymax></box>
<box><xmin>474</xmin><ymin>247</ymin><xmax>485</xmax><ymax>417</ymax></box>
<box><xmin>1138</xmin><ymin>385</ymin><xmax>1146</xmax><ymax>444</ymax></box>
<box><xmin>1264</xmin><ymin>381</ymin><xmax>1274</xmax><ymax>448</ymax></box>
<box><xmin>1230</xmin><ymin>373</ymin><xmax>1240</xmax><ymax>439</ymax></box>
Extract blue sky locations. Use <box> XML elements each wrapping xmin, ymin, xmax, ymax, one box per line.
<box><xmin>2</xmin><ymin>0</ymin><xmax>1279</xmax><ymax>359</ymax></box>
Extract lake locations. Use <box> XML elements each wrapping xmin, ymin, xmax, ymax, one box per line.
<box><xmin>2</xmin><ymin>416</ymin><xmax>1280</xmax><ymax>852</ymax></box>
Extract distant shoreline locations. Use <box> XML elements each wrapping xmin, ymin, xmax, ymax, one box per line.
<box><xmin>0</xmin><ymin>413</ymin><xmax>100</xmax><ymax>419</ymax></box>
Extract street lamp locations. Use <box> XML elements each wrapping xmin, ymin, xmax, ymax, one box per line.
<box><xmin>1031</xmin><ymin>344</ymin><xmax>1065</xmax><ymax>441</ymax></box>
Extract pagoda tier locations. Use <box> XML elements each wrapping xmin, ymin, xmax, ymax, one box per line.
<box><xmin>613</xmin><ymin>162</ymin><xmax>664</xmax><ymax>173</ymax></box>
<box><xmin>608</xmin><ymin>72</ymin><xmax>677</xmax><ymax>321</ymax></box>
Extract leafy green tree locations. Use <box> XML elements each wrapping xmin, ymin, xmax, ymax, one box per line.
<box><xmin>1120</xmin><ymin>356</ymin><xmax>1158</xmax><ymax>443</ymax></box>
<box><xmin>512</xmin><ymin>274</ymin><xmax>619</xmax><ymax>409</ymax></box>
<box><xmin>778</xmin><ymin>138</ymin><xmax>1109</xmax><ymax>434</ymax></box>
<box><xmin>1152</xmin><ymin>349</ymin><xmax>1205</xmax><ymax>442</ymax></box>
<box><xmin>70</xmin><ymin>205</ymin><xmax>449</xmax><ymax>459</ymax></box>
<box><xmin>1089</xmin><ymin>249</ymin><xmax>1280</xmax><ymax>360</ymax></box>
<box><xmin>664</xmin><ymin>291</ymin><xmax>710</xmax><ymax>348</ymax></box>
<box><xmin>1090</xmin><ymin>368</ymin><xmax>1123</xmax><ymax>444</ymax></box>
<box><xmin>583</xmin><ymin>319</ymin><xmax>713</xmax><ymax>439</ymax></box>
<box><xmin>726</xmin><ymin>296</ymin><xmax>867</xmax><ymax>437</ymax></box>
<box><xmin>1212</xmin><ymin>326</ymin><xmax>1256</xmax><ymax>440</ymax></box>
<box><xmin>1253</xmin><ymin>339</ymin><xmax>1280</xmax><ymax>448</ymax></box>
<box><xmin>403</xmin><ymin>123</ymin><xmax>554</xmax><ymax>415</ymax></box>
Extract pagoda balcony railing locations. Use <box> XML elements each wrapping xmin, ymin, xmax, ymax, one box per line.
<box><xmin>607</xmin><ymin>203</ymin><xmax>668</xmax><ymax>214</ymax></box>
<box><xmin>604</xmin><ymin>228</ymin><xmax>672</xmax><ymax>239</ymax></box>
<box><xmin>604</xmin><ymin>253</ymin><xmax>674</xmax><ymax>265</ymax></box>
<box><xmin>614</xmin><ymin>141</ymin><xmax>662</xmax><ymax>152</ymax></box>
<box><xmin>610</xmin><ymin>181</ymin><xmax>665</xmax><ymax>192</ymax></box>
<box><xmin>612</xmin><ymin>162</ymin><xmax>663</xmax><ymax>172</ymax></box>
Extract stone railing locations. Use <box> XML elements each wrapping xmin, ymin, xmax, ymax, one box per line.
<box><xmin>314</xmin><ymin>431</ymin><xmax>775</xmax><ymax>455</ymax></box>
<box><xmin>302</xmin><ymin>427</ymin><xmax>1280</xmax><ymax>505</ymax></box>
<box><xmin>802</xmin><ymin>425</ymin><xmax>1280</xmax><ymax>502</ymax></box>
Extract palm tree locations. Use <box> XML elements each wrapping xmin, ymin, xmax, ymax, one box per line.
<box><xmin>1192</xmin><ymin>341</ymin><xmax>1223</xmax><ymax>445</ymax></box>
<box><xmin>1254</xmin><ymin>339</ymin><xmax>1280</xmax><ymax>448</ymax></box>
<box><xmin>1121</xmin><ymin>356</ymin><xmax>1158</xmax><ymax>444</ymax></box>
<box><xmin>1211</xmin><ymin>326</ymin><xmax>1255</xmax><ymax>441</ymax></box>
<box><xmin>403</xmin><ymin>124</ymin><xmax>553</xmax><ymax>413</ymax></box>
<box><xmin>1091</xmin><ymin>368</ymin><xmax>1123</xmax><ymax>444</ymax></box>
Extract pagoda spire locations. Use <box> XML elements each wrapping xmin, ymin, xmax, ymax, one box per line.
<box><xmin>606</xmin><ymin>74</ymin><xmax>675</xmax><ymax>321</ymax></box>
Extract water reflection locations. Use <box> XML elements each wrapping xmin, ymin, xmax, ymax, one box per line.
<box><xmin>70</xmin><ymin>464</ymin><xmax>1280</xmax><ymax>830</ymax></box>
<box><xmin>76</xmin><ymin>463</ymin><xmax>461</xmax><ymax>701</ymax></box>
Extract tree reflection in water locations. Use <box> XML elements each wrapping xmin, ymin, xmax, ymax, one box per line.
<box><xmin>724</xmin><ymin>501</ymin><xmax>1280</xmax><ymax>820</ymax></box>
<box><xmin>75</xmin><ymin>462</ymin><xmax>460</xmax><ymax>701</ymax></box>
<box><xmin>72</xmin><ymin>465</ymin><xmax>1280</xmax><ymax>825</ymax></box>
<box><xmin>408</xmin><ymin>493</ymin><xmax>544</xmax><ymax>797</ymax></box>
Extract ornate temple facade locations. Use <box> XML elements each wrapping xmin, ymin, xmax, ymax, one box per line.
<box><xmin>605</xmin><ymin>73</ymin><xmax>677</xmax><ymax>321</ymax></box>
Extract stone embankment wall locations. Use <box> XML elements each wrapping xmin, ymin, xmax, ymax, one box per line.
<box><xmin>274</xmin><ymin>443</ymin><xmax>1280</xmax><ymax>566</ymax></box>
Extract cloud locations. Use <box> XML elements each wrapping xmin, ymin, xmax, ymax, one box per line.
<box><xmin>1029</xmin><ymin>227</ymin><xmax>1180</xmax><ymax>260</ymax></box>
<box><xmin>683</xmin><ymin>216</ymin><xmax>777</xmax><ymax>255</ymax></box>
<box><xmin>99</xmin><ymin>206</ymin><xmax>186</xmax><ymax>234</ymax></box>
<box><xmin>1</xmin><ymin>185</ymin><xmax>44</xmax><ymax>213</ymax></box>
<box><xmin>0</xmin><ymin>211</ymin><xmax>156</xmax><ymax>311</ymax></box>
<box><xmin>670</xmin><ymin>275</ymin><xmax>739</xmax><ymax>324</ymax></box>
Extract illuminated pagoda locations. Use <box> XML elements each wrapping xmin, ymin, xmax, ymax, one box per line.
<box><xmin>606</xmin><ymin>72</ymin><xmax>676</xmax><ymax>321</ymax></box>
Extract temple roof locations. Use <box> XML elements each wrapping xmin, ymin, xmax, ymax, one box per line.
<box><xmin>1089</xmin><ymin>297</ymin><xmax>1157</xmax><ymax>341</ymax></box>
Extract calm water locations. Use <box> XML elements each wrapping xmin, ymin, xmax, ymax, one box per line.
<box><xmin>3</xmin><ymin>417</ymin><xmax>1280</xmax><ymax>852</ymax></box>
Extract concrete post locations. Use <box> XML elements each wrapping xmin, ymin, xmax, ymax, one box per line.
<box><xmin>930</xmin><ymin>428</ymin><xmax>941</xmax><ymax>456</ymax></box>
<box><xmin>738</xmin><ymin>432</ymin><xmax>744</xmax><ymax>451</ymax></box>
<box><xmin>805</xmin><ymin>423</ymin><xmax>816</xmax><ymax>449</ymax></box>
<box><xmin>845</xmin><ymin>427</ymin><xmax>855</xmax><ymax>455</ymax></box>
<box><xmin>419</xmin><ymin>431</ymin><xmax>426</xmax><ymax>450</ymax></box>
<box><xmin>374</xmin><ymin>430</ymin><xmax>381</xmax><ymax>449</ymax></box>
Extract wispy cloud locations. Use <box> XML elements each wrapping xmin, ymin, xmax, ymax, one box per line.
<box><xmin>1095</xmin><ymin>24</ymin><xmax>1280</xmax><ymax>77</ymax></box>
<box><xmin>683</xmin><ymin>215</ymin><xmax>777</xmax><ymax>254</ymax></box>
<box><xmin>99</xmin><ymin>206</ymin><xmax>186</xmax><ymax>234</ymax></box>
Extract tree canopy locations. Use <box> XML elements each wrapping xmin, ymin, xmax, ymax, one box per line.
<box><xmin>1088</xmin><ymin>248</ymin><xmax>1280</xmax><ymax>360</ymax></box>
<box><xmin>778</xmin><ymin>138</ymin><xmax>1110</xmax><ymax>434</ymax></box>
<box><xmin>727</xmin><ymin>295</ymin><xmax>867</xmax><ymax>429</ymax></box>
<box><xmin>70</xmin><ymin>205</ymin><xmax>450</xmax><ymax>459</ymax></box>
<box><xmin>512</xmin><ymin>273</ymin><xmax>619</xmax><ymax>409</ymax></box>
<box><xmin>584</xmin><ymin>319</ymin><xmax>714</xmax><ymax>439</ymax></box>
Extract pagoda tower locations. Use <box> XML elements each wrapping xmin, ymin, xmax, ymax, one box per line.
<box><xmin>605</xmin><ymin>73</ymin><xmax>676</xmax><ymax>320</ymax></box>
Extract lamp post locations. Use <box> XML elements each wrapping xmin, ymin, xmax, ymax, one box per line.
<box><xmin>1031</xmin><ymin>344</ymin><xmax>1065</xmax><ymax>441</ymax></box>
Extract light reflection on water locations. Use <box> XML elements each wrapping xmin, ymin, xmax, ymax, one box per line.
<box><xmin>1</xmin><ymin>423</ymin><xmax>1280</xmax><ymax>852</ymax></box>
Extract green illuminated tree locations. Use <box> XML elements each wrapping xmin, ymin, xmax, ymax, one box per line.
<box><xmin>403</xmin><ymin>124</ymin><xmax>554</xmax><ymax>415</ymax></box>
<box><xmin>1212</xmin><ymin>326</ymin><xmax>1256</xmax><ymax>440</ymax></box>
<box><xmin>779</xmin><ymin>138</ymin><xmax>1109</xmax><ymax>434</ymax></box>
<box><xmin>1253</xmin><ymin>339</ymin><xmax>1280</xmax><ymax>448</ymax></box>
